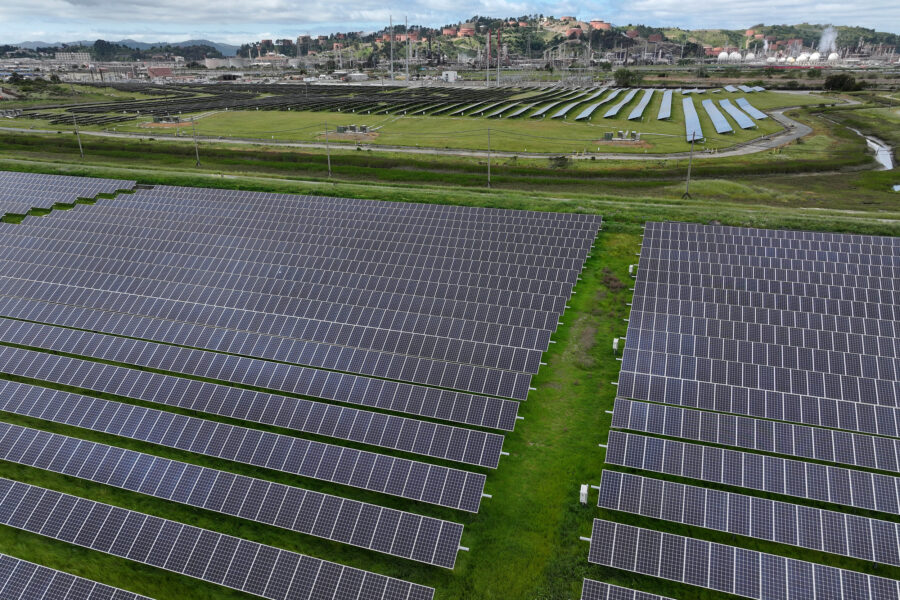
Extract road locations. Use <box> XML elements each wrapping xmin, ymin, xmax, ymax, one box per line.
<box><xmin>0</xmin><ymin>108</ymin><xmax>813</xmax><ymax>162</ymax></box>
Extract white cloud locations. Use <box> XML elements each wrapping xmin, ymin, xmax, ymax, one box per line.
<box><xmin>1</xmin><ymin>0</ymin><xmax>897</xmax><ymax>45</ymax></box>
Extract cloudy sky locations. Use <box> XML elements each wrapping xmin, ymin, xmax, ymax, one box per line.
<box><xmin>2</xmin><ymin>0</ymin><xmax>898</xmax><ymax>46</ymax></box>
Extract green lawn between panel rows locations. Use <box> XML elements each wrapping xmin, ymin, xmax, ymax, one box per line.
<box><xmin>0</xmin><ymin>160</ymin><xmax>897</xmax><ymax>600</ymax></box>
<box><xmin>7</xmin><ymin>90</ymin><xmax>826</xmax><ymax>154</ymax></box>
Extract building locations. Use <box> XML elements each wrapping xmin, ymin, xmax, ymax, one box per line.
<box><xmin>442</xmin><ymin>27</ymin><xmax>457</xmax><ymax>36</ymax></box>
<box><xmin>441</xmin><ymin>71</ymin><xmax>457</xmax><ymax>82</ymax></box>
<box><xmin>625</xmin><ymin>30</ymin><xmax>639</xmax><ymax>38</ymax></box>
<box><xmin>648</xmin><ymin>33</ymin><xmax>663</xmax><ymax>43</ymax></box>
<box><xmin>560</xmin><ymin>16</ymin><xmax>576</xmax><ymax>21</ymax></box>
<box><xmin>458</xmin><ymin>23</ymin><xmax>476</xmax><ymax>37</ymax></box>
<box><xmin>518</xmin><ymin>21</ymin><xmax>529</xmax><ymax>27</ymax></box>
<box><xmin>54</xmin><ymin>52</ymin><xmax>90</xmax><ymax>63</ymax></box>
<box><xmin>566</xmin><ymin>28</ymin><xmax>583</xmax><ymax>38</ymax></box>
<box><xmin>590</xmin><ymin>20</ymin><xmax>611</xmax><ymax>30</ymax></box>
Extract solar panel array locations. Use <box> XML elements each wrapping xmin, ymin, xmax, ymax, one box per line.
<box><xmin>599</xmin><ymin>470</ymin><xmax>900</xmax><ymax>567</ymax></box>
<box><xmin>0</xmin><ymin>317</ymin><xmax>518</xmax><ymax>431</ymax></box>
<box><xmin>0</xmin><ymin>178</ymin><xmax>600</xmax><ymax>598</ymax></box>
<box><xmin>0</xmin><ymin>478</ymin><xmax>435</xmax><ymax>600</ymax></box>
<box><xmin>585</xmin><ymin>221</ymin><xmax>900</xmax><ymax>599</ymax></box>
<box><xmin>581</xmin><ymin>579</ymin><xmax>673</xmax><ymax>600</ymax></box>
<box><xmin>0</xmin><ymin>421</ymin><xmax>463</xmax><ymax>568</ymax></box>
<box><xmin>0</xmin><ymin>171</ymin><xmax>135</xmax><ymax>215</ymax></box>
<box><xmin>0</xmin><ymin>553</ymin><xmax>155</xmax><ymax>600</ymax></box>
<box><xmin>606</xmin><ymin>430</ymin><xmax>900</xmax><ymax>514</ymax></box>
<box><xmin>589</xmin><ymin>519</ymin><xmax>900</xmax><ymax>600</ymax></box>
<box><xmin>0</xmin><ymin>344</ymin><xmax>504</xmax><ymax>469</ymax></box>
<box><xmin>611</xmin><ymin>397</ymin><xmax>900</xmax><ymax>472</ymax></box>
<box><xmin>0</xmin><ymin>187</ymin><xmax>600</xmax><ymax>400</ymax></box>
<box><xmin>0</xmin><ymin>377</ymin><xmax>487</xmax><ymax>513</ymax></box>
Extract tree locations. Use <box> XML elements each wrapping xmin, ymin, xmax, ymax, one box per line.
<box><xmin>613</xmin><ymin>68</ymin><xmax>642</xmax><ymax>87</ymax></box>
<box><xmin>823</xmin><ymin>73</ymin><xmax>861</xmax><ymax>91</ymax></box>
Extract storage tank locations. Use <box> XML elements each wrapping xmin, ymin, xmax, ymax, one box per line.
<box><xmin>717</xmin><ymin>51</ymin><xmax>729</xmax><ymax>62</ymax></box>
<box><xmin>729</xmin><ymin>51</ymin><xmax>742</xmax><ymax>61</ymax></box>
<box><xmin>810</xmin><ymin>52</ymin><xmax>821</xmax><ymax>61</ymax></box>
<box><xmin>744</xmin><ymin>52</ymin><xmax>755</xmax><ymax>61</ymax></box>
<box><xmin>797</xmin><ymin>52</ymin><xmax>810</xmax><ymax>62</ymax></box>
<box><xmin>828</xmin><ymin>52</ymin><xmax>839</xmax><ymax>61</ymax></box>
<box><xmin>766</xmin><ymin>56</ymin><xmax>777</xmax><ymax>63</ymax></box>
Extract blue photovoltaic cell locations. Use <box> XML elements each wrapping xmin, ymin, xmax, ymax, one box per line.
<box><xmin>723</xmin><ymin>85</ymin><xmax>738</xmax><ymax>92</ymax></box>
<box><xmin>701</xmin><ymin>99</ymin><xmax>733</xmax><ymax>134</ymax></box>
<box><xmin>575</xmin><ymin>89</ymin><xmax>621</xmax><ymax>121</ymax></box>
<box><xmin>682</xmin><ymin>98</ymin><xmax>704</xmax><ymax>142</ymax></box>
<box><xmin>718</xmin><ymin>99</ymin><xmax>756</xmax><ymax>129</ymax></box>
<box><xmin>628</xmin><ymin>89</ymin><xmax>655</xmax><ymax>120</ymax></box>
<box><xmin>738</xmin><ymin>85</ymin><xmax>754</xmax><ymax>93</ymax></box>
<box><xmin>736</xmin><ymin>97</ymin><xmax>768</xmax><ymax>119</ymax></box>
<box><xmin>604</xmin><ymin>89</ymin><xmax>638</xmax><ymax>118</ymax></box>
<box><xmin>657</xmin><ymin>90</ymin><xmax>673</xmax><ymax>120</ymax></box>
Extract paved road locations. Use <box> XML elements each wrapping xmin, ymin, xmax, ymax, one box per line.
<box><xmin>0</xmin><ymin>107</ymin><xmax>814</xmax><ymax>162</ymax></box>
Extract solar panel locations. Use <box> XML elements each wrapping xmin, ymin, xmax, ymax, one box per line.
<box><xmin>735</xmin><ymin>97</ymin><xmax>767</xmax><ymax>119</ymax></box>
<box><xmin>0</xmin><ymin>344</ymin><xmax>504</xmax><ymax>469</ymax></box>
<box><xmin>581</xmin><ymin>579</ymin><xmax>673</xmax><ymax>600</ymax></box>
<box><xmin>612</xmin><ymin>397</ymin><xmax>900</xmax><ymax>472</ymax></box>
<box><xmin>681</xmin><ymin>98</ymin><xmax>704</xmax><ymax>142</ymax></box>
<box><xmin>603</xmin><ymin>89</ymin><xmax>638</xmax><ymax>118</ymax></box>
<box><xmin>723</xmin><ymin>85</ymin><xmax>738</xmax><ymax>93</ymax></box>
<box><xmin>0</xmin><ymin>553</ymin><xmax>155</xmax><ymax>600</ymax></box>
<box><xmin>605</xmin><ymin>431</ymin><xmax>900</xmax><ymax>515</ymax></box>
<box><xmin>0</xmin><ymin>420</ymin><xmax>464</xmax><ymax>568</ymax></box>
<box><xmin>574</xmin><ymin>89</ymin><xmax>620</xmax><ymax>121</ymax></box>
<box><xmin>599</xmin><ymin>470</ymin><xmax>900</xmax><ymax>567</ymax></box>
<box><xmin>0</xmin><ymin>378</ymin><xmax>487</xmax><ymax>512</ymax></box>
<box><xmin>718</xmin><ymin>99</ymin><xmax>756</xmax><ymax>129</ymax></box>
<box><xmin>588</xmin><ymin>518</ymin><xmax>899</xmax><ymax>600</ymax></box>
<box><xmin>0</xmin><ymin>477</ymin><xmax>435</xmax><ymax>600</ymax></box>
<box><xmin>627</xmin><ymin>89</ymin><xmax>654</xmax><ymax>121</ymax></box>
<box><xmin>701</xmin><ymin>99</ymin><xmax>733</xmax><ymax>134</ymax></box>
<box><xmin>656</xmin><ymin>90</ymin><xmax>672</xmax><ymax>121</ymax></box>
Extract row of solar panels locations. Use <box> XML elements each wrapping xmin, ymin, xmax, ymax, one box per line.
<box><xmin>682</xmin><ymin>97</ymin><xmax>768</xmax><ymax>141</ymax></box>
<box><xmin>0</xmin><ymin>171</ymin><xmax>135</xmax><ymax>216</ymax></box>
<box><xmin>582</xmin><ymin>222</ymin><xmax>900</xmax><ymax>600</ymax></box>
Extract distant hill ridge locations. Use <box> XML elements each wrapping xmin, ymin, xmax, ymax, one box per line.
<box><xmin>13</xmin><ymin>39</ymin><xmax>240</xmax><ymax>56</ymax></box>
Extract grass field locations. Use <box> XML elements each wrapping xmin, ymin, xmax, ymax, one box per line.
<box><xmin>4</xmin><ymin>90</ymin><xmax>827</xmax><ymax>155</ymax></box>
<box><xmin>0</xmin><ymin>93</ymin><xmax>896</xmax><ymax>598</ymax></box>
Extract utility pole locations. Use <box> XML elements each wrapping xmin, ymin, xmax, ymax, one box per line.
<box><xmin>191</xmin><ymin>118</ymin><xmax>201</xmax><ymax>166</ymax></box>
<box><xmin>389</xmin><ymin>16</ymin><xmax>394</xmax><ymax>81</ymax></box>
<box><xmin>487</xmin><ymin>127</ymin><xmax>491</xmax><ymax>188</ymax></box>
<box><xmin>405</xmin><ymin>16</ymin><xmax>410</xmax><ymax>84</ymax></box>
<box><xmin>682</xmin><ymin>136</ymin><xmax>694</xmax><ymax>199</ymax></box>
<box><xmin>486</xmin><ymin>29</ymin><xmax>491</xmax><ymax>86</ymax></box>
<box><xmin>496</xmin><ymin>28</ymin><xmax>501</xmax><ymax>86</ymax></box>
<box><xmin>324</xmin><ymin>121</ymin><xmax>332</xmax><ymax>178</ymax></box>
<box><xmin>72</xmin><ymin>114</ymin><xmax>84</xmax><ymax>159</ymax></box>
